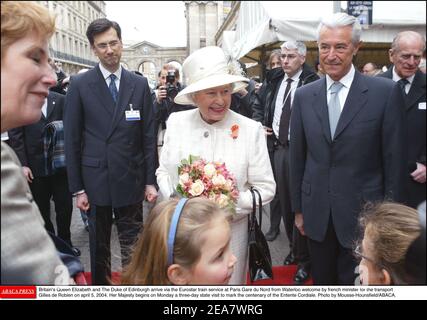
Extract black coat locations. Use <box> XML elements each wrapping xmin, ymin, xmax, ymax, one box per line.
<box><xmin>378</xmin><ymin>68</ymin><xmax>426</xmax><ymax>208</ymax></box>
<box><xmin>8</xmin><ymin>91</ymin><xmax>66</xmax><ymax>177</ymax></box>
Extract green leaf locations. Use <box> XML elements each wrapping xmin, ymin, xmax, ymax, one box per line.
<box><xmin>189</xmin><ymin>154</ymin><xmax>200</xmax><ymax>164</ymax></box>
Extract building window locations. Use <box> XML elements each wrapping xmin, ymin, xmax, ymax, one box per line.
<box><xmin>55</xmin><ymin>32</ymin><xmax>59</xmax><ymax>51</ymax></box>
<box><xmin>62</xmin><ymin>35</ymin><xmax>66</xmax><ymax>52</ymax></box>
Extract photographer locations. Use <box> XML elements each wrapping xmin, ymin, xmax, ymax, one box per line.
<box><xmin>154</xmin><ymin>64</ymin><xmax>194</xmax><ymax>152</ymax></box>
<box><xmin>49</xmin><ymin>60</ymin><xmax>68</xmax><ymax>95</ymax></box>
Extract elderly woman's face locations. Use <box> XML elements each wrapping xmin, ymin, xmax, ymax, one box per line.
<box><xmin>192</xmin><ymin>84</ymin><xmax>232</xmax><ymax>124</ymax></box>
<box><xmin>1</xmin><ymin>31</ymin><xmax>56</xmax><ymax>130</ymax></box>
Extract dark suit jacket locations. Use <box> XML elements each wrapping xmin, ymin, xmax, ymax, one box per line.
<box><xmin>8</xmin><ymin>91</ymin><xmax>66</xmax><ymax>177</ymax></box>
<box><xmin>64</xmin><ymin>65</ymin><xmax>157</xmax><ymax>207</ymax></box>
<box><xmin>379</xmin><ymin>68</ymin><xmax>426</xmax><ymax>208</ymax></box>
<box><xmin>289</xmin><ymin>71</ymin><xmax>406</xmax><ymax>247</ymax></box>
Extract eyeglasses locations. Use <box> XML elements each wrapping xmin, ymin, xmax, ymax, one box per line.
<box><xmin>354</xmin><ymin>244</ymin><xmax>386</xmax><ymax>270</ymax></box>
<box><xmin>95</xmin><ymin>40</ymin><xmax>121</xmax><ymax>51</ymax></box>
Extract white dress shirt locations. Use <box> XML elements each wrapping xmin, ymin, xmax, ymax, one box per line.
<box><xmin>41</xmin><ymin>98</ymin><xmax>48</xmax><ymax>117</ymax></box>
<box><xmin>272</xmin><ymin>69</ymin><xmax>302</xmax><ymax>138</ymax></box>
<box><xmin>99</xmin><ymin>63</ymin><xmax>122</xmax><ymax>91</ymax></box>
<box><xmin>392</xmin><ymin>66</ymin><xmax>415</xmax><ymax>94</ymax></box>
<box><xmin>325</xmin><ymin>64</ymin><xmax>356</xmax><ymax>111</ymax></box>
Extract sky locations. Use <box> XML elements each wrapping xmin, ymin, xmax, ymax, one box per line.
<box><xmin>105</xmin><ymin>1</ymin><xmax>187</xmax><ymax>47</ymax></box>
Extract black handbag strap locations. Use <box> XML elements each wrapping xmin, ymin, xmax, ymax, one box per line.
<box><xmin>253</xmin><ymin>188</ymin><xmax>262</xmax><ymax>227</ymax></box>
<box><xmin>249</xmin><ymin>187</ymin><xmax>263</xmax><ymax>228</ymax></box>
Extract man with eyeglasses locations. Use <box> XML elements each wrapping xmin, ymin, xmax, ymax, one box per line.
<box><xmin>378</xmin><ymin>31</ymin><xmax>426</xmax><ymax>209</ymax></box>
<box><xmin>289</xmin><ymin>13</ymin><xmax>406</xmax><ymax>285</ymax></box>
<box><xmin>252</xmin><ymin>40</ymin><xmax>318</xmax><ymax>284</ymax></box>
<box><xmin>64</xmin><ymin>18</ymin><xmax>158</xmax><ymax>284</ymax></box>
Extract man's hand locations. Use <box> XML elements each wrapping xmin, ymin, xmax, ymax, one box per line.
<box><xmin>145</xmin><ymin>185</ymin><xmax>158</xmax><ymax>203</ymax></box>
<box><xmin>411</xmin><ymin>162</ymin><xmax>426</xmax><ymax>183</ymax></box>
<box><xmin>22</xmin><ymin>166</ymin><xmax>34</xmax><ymax>183</ymax></box>
<box><xmin>156</xmin><ymin>86</ymin><xmax>167</xmax><ymax>103</ymax></box>
<box><xmin>295</xmin><ymin>212</ymin><xmax>305</xmax><ymax>236</ymax></box>
<box><xmin>263</xmin><ymin>126</ymin><xmax>273</xmax><ymax>136</ymax></box>
<box><xmin>76</xmin><ymin>192</ymin><xmax>90</xmax><ymax>211</ymax></box>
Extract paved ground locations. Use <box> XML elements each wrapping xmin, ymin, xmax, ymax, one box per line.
<box><xmin>67</xmin><ymin>199</ymin><xmax>290</xmax><ymax>273</ymax></box>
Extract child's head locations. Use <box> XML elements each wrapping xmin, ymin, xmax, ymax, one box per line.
<box><xmin>121</xmin><ymin>197</ymin><xmax>236</xmax><ymax>285</ymax></box>
<box><xmin>356</xmin><ymin>202</ymin><xmax>422</xmax><ymax>285</ymax></box>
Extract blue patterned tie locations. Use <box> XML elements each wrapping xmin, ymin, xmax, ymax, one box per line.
<box><xmin>328</xmin><ymin>81</ymin><xmax>344</xmax><ymax>139</ymax></box>
<box><xmin>109</xmin><ymin>74</ymin><xmax>118</xmax><ymax>103</ymax></box>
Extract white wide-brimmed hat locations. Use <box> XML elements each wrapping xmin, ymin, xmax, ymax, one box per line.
<box><xmin>174</xmin><ymin>46</ymin><xmax>249</xmax><ymax>105</ymax></box>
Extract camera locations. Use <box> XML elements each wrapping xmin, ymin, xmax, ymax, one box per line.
<box><xmin>166</xmin><ymin>70</ymin><xmax>178</xmax><ymax>99</ymax></box>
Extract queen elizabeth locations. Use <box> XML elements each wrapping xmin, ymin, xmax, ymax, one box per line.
<box><xmin>156</xmin><ymin>46</ymin><xmax>276</xmax><ymax>284</ymax></box>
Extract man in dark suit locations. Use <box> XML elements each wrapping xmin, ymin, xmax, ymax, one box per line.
<box><xmin>64</xmin><ymin>18</ymin><xmax>158</xmax><ymax>284</ymax></box>
<box><xmin>378</xmin><ymin>31</ymin><xmax>426</xmax><ymax>209</ymax></box>
<box><xmin>252</xmin><ymin>41</ymin><xmax>319</xmax><ymax>284</ymax></box>
<box><xmin>289</xmin><ymin>13</ymin><xmax>406</xmax><ymax>285</ymax></box>
<box><xmin>8</xmin><ymin>91</ymin><xmax>78</xmax><ymax>255</ymax></box>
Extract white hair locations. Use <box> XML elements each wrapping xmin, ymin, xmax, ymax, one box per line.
<box><xmin>316</xmin><ymin>12</ymin><xmax>362</xmax><ymax>45</ymax></box>
<box><xmin>280</xmin><ymin>41</ymin><xmax>307</xmax><ymax>56</ymax></box>
<box><xmin>391</xmin><ymin>31</ymin><xmax>426</xmax><ymax>52</ymax></box>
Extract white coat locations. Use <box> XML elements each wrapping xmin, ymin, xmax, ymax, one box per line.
<box><xmin>156</xmin><ymin>109</ymin><xmax>276</xmax><ymax>284</ymax></box>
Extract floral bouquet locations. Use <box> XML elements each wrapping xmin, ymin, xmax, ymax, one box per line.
<box><xmin>176</xmin><ymin>155</ymin><xmax>239</xmax><ymax>210</ymax></box>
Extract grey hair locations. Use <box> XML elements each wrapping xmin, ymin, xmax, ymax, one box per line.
<box><xmin>391</xmin><ymin>31</ymin><xmax>426</xmax><ymax>52</ymax></box>
<box><xmin>316</xmin><ymin>12</ymin><xmax>362</xmax><ymax>45</ymax></box>
<box><xmin>280</xmin><ymin>41</ymin><xmax>307</xmax><ymax>56</ymax></box>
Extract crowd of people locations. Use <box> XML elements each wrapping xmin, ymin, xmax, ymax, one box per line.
<box><xmin>1</xmin><ymin>1</ymin><xmax>425</xmax><ymax>287</ymax></box>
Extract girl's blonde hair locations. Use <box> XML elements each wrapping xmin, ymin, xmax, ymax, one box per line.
<box><xmin>121</xmin><ymin>198</ymin><xmax>232</xmax><ymax>285</ymax></box>
<box><xmin>358</xmin><ymin>202</ymin><xmax>422</xmax><ymax>284</ymax></box>
<box><xmin>1</xmin><ymin>1</ymin><xmax>56</xmax><ymax>58</ymax></box>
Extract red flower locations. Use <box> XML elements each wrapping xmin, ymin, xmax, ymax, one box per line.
<box><xmin>230</xmin><ymin>124</ymin><xmax>239</xmax><ymax>139</ymax></box>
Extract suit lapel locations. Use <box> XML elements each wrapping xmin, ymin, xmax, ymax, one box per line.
<box><xmin>405</xmin><ymin>71</ymin><xmax>425</xmax><ymax>111</ymax></box>
<box><xmin>88</xmin><ymin>65</ymin><xmax>115</xmax><ymax>116</ymax></box>
<box><xmin>107</xmin><ymin>69</ymin><xmax>135</xmax><ymax>139</ymax></box>
<box><xmin>333</xmin><ymin>72</ymin><xmax>368</xmax><ymax>139</ymax></box>
<box><xmin>312</xmin><ymin>78</ymin><xmax>332</xmax><ymax>144</ymax></box>
<box><xmin>45</xmin><ymin>95</ymin><xmax>55</xmax><ymax>120</ymax></box>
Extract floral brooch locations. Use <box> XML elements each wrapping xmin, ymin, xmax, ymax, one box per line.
<box><xmin>230</xmin><ymin>124</ymin><xmax>239</xmax><ymax>140</ymax></box>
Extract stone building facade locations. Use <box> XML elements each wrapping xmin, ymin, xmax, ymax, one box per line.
<box><xmin>121</xmin><ymin>41</ymin><xmax>187</xmax><ymax>88</ymax></box>
<box><xmin>36</xmin><ymin>1</ymin><xmax>106</xmax><ymax>75</ymax></box>
<box><xmin>184</xmin><ymin>1</ymin><xmax>232</xmax><ymax>55</ymax></box>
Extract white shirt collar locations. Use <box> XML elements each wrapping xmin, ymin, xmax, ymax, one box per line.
<box><xmin>41</xmin><ymin>98</ymin><xmax>48</xmax><ymax>117</ymax></box>
<box><xmin>326</xmin><ymin>64</ymin><xmax>355</xmax><ymax>91</ymax></box>
<box><xmin>99</xmin><ymin>63</ymin><xmax>122</xmax><ymax>81</ymax></box>
<box><xmin>284</xmin><ymin>68</ymin><xmax>303</xmax><ymax>82</ymax></box>
<box><xmin>392</xmin><ymin>66</ymin><xmax>415</xmax><ymax>84</ymax></box>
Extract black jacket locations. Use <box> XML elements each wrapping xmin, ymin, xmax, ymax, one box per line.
<box><xmin>8</xmin><ymin>91</ymin><xmax>66</xmax><ymax>177</ymax></box>
<box><xmin>252</xmin><ymin>64</ymin><xmax>319</xmax><ymax>127</ymax></box>
<box><xmin>153</xmin><ymin>82</ymin><xmax>195</xmax><ymax>130</ymax></box>
<box><xmin>230</xmin><ymin>79</ymin><xmax>258</xmax><ymax>118</ymax></box>
<box><xmin>378</xmin><ymin>67</ymin><xmax>426</xmax><ymax>208</ymax></box>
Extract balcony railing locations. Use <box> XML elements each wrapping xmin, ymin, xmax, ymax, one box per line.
<box><xmin>52</xmin><ymin>50</ymin><xmax>97</xmax><ymax>67</ymax></box>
